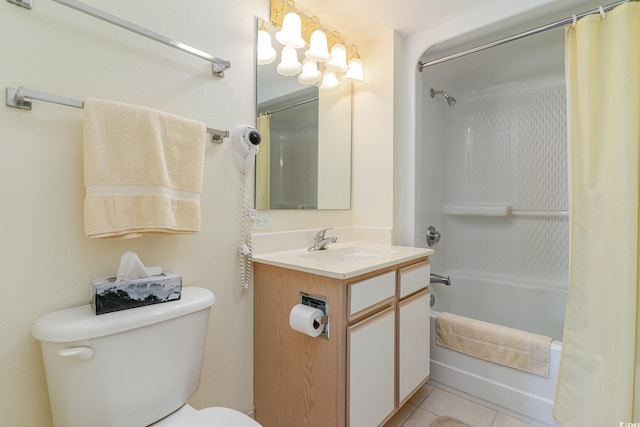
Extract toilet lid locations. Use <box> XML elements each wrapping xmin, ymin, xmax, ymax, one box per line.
<box><xmin>182</xmin><ymin>407</ymin><xmax>262</xmax><ymax>427</ymax></box>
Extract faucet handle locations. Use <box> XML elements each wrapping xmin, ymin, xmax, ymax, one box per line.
<box><xmin>316</xmin><ymin>227</ymin><xmax>333</xmax><ymax>238</ymax></box>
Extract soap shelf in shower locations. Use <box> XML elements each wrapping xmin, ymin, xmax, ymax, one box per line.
<box><xmin>443</xmin><ymin>205</ymin><xmax>511</xmax><ymax>217</ymax></box>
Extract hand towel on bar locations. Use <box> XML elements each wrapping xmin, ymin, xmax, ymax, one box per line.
<box><xmin>83</xmin><ymin>98</ymin><xmax>207</xmax><ymax>239</ymax></box>
<box><xmin>436</xmin><ymin>312</ymin><xmax>552</xmax><ymax>377</ymax></box>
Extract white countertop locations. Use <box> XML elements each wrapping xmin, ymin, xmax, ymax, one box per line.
<box><xmin>252</xmin><ymin>242</ymin><xmax>434</xmax><ymax>279</ymax></box>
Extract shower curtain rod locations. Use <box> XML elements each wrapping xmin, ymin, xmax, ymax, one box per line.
<box><xmin>259</xmin><ymin>96</ymin><xmax>319</xmax><ymax>115</ymax></box>
<box><xmin>418</xmin><ymin>0</ymin><xmax>633</xmax><ymax>70</ymax></box>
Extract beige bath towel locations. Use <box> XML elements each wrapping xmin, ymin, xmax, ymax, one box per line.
<box><xmin>83</xmin><ymin>99</ymin><xmax>206</xmax><ymax>239</ymax></box>
<box><xmin>436</xmin><ymin>312</ymin><xmax>552</xmax><ymax>377</ymax></box>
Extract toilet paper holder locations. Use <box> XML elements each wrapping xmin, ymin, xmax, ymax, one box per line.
<box><xmin>300</xmin><ymin>292</ymin><xmax>330</xmax><ymax>340</ymax></box>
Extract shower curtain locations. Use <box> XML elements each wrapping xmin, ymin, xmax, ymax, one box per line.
<box><xmin>554</xmin><ymin>3</ymin><xmax>640</xmax><ymax>426</ymax></box>
<box><xmin>255</xmin><ymin>113</ymin><xmax>270</xmax><ymax>210</ymax></box>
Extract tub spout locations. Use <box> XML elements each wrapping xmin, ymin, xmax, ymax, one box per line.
<box><xmin>431</xmin><ymin>273</ymin><xmax>451</xmax><ymax>286</ymax></box>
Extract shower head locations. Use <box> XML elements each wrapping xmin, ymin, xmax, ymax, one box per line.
<box><xmin>430</xmin><ymin>88</ymin><xmax>457</xmax><ymax>106</ymax></box>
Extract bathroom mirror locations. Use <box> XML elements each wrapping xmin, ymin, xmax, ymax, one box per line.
<box><xmin>255</xmin><ymin>21</ymin><xmax>352</xmax><ymax>210</ymax></box>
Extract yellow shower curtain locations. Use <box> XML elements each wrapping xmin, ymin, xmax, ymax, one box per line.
<box><xmin>554</xmin><ymin>3</ymin><xmax>640</xmax><ymax>426</ymax></box>
<box><xmin>255</xmin><ymin>113</ymin><xmax>270</xmax><ymax>210</ymax></box>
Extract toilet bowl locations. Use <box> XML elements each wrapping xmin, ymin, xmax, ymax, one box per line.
<box><xmin>32</xmin><ymin>287</ymin><xmax>262</xmax><ymax>427</ymax></box>
<box><xmin>152</xmin><ymin>404</ymin><xmax>260</xmax><ymax>427</ymax></box>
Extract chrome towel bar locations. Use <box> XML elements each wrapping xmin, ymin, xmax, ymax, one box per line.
<box><xmin>6</xmin><ymin>0</ymin><xmax>231</xmax><ymax>77</ymax></box>
<box><xmin>6</xmin><ymin>86</ymin><xmax>229</xmax><ymax>143</ymax></box>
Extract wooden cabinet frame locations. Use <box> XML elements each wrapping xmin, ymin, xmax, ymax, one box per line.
<box><xmin>254</xmin><ymin>256</ymin><xmax>430</xmax><ymax>427</ymax></box>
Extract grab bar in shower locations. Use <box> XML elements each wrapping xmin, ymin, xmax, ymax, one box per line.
<box><xmin>6</xmin><ymin>86</ymin><xmax>230</xmax><ymax>142</ymax></box>
<box><xmin>7</xmin><ymin>0</ymin><xmax>231</xmax><ymax>77</ymax></box>
<box><xmin>510</xmin><ymin>209</ymin><xmax>568</xmax><ymax>217</ymax></box>
<box><xmin>442</xmin><ymin>205</ymin><xmax>568</xmax><ymax>218</ymax></box>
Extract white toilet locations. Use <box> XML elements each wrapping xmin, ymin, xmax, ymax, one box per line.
<box><xmin>32</xmin><ymin>286</ymin><xmax>262</xmax><ymax>427</ymax></box>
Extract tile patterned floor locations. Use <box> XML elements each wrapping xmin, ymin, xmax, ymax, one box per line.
<box><xmin>383</xmin><ymin>384</ymin><xmax>533</xmax><ymax>427</ymax></box>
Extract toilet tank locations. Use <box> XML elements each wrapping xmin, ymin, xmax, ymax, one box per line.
<box><xmin>32</xmin><ymin>286</ymin><xmax>215</xmax><ymax>427</ymax></box>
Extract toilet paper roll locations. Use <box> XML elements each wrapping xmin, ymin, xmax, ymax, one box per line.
<box><xmin>289</xmin><ymin>304</ymin><xmax>325</xmax><ymax>337</ymax></box>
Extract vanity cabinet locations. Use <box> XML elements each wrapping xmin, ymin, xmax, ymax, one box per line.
<box><xmin>253</xmin><ymin>256</ymin><xmax>430</xmax><ymax>427</ymax></box>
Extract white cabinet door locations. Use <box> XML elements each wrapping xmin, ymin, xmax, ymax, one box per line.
<box><xmin>398</xmin><ymin>290</ymin><xmax>430</xmax><ymax>404</ymax></box>
<box><xmin>348</xmin><ymin>307</ymin><xmax>395</xmax><ymax>427</ymax></box>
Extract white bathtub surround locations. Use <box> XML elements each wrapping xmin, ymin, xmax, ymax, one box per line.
<box><xmin>555</xmin><ymin>3</ymin><xmax>640</xmax><ymax>426</ymax></box>
<box><xmin>436</xmin><ymin>312</ymin><xmax>552</xmax><ymax>377</ymax></box>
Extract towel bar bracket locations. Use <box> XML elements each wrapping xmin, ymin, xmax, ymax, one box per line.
<box><xmin>6</xmin><ymin>0</ymin><xmax>31</xmax><ymax>9</ymax></box>
<box><xmin>207</xmin><ymin>128</ymin><xmax>229</xmax><ymax>144</ymax></box>
<box><xmin>211</xmin><ymin>63</ymin><xmax>227</xmax><ymax>78</ymax></box>
<box><xmin>5</xmin><ymin>87</ymin><xmax>31</xmax><ymax>110</ymax></box>
<box><xmin>6</xmin><ymin>86</ymin><xmax>84</xmax><ymax>110</ymax></box>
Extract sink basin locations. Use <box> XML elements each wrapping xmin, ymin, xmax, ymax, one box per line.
<box><xmin>253</xmin><ymin>242</ymin><xmax>434</xmax><ymax>279</ymax></box>
<box><xmin>300</xmin><ymin>246</ymin><xmax>397</xmax><ymax>263</ymax></box>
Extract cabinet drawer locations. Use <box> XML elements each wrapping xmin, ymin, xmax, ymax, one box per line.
<box><xmin>398</xmin><ymin>261</ymin><xmax>430</xmax><ymax>299</ymax></box>
<box><xmin>348</xmin><ymin>271</ymin><xmax>395</xmax><ymax>317</ymax></box>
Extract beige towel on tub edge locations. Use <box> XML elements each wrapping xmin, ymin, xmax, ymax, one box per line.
<box><xmin>436</xmin><ymin>312</ymin><xmax>552</xmax><ymax>377</ymax></box>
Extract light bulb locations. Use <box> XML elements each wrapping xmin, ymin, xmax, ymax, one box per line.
<box><xmin>298</xmin><ymin>59</ymin><xmax>321</xmax><ymax>85</ymax></box>
<box><xmin>275</xmin><ymin>12</ymin><xmax>305</xmax><ymax>49</ymax></box>
<box><xmin>257</xmin><ymin>29</ymin><xmax>277</xmax><ymax>65</ymax></box>
<box><xmin>320</xmin><ymin>69</ymin><xmax>339</xmax><ymax>91</ymax></box>
<box><xmin>277</xmin><ymin>45</ymin><xmax>302</xmax><ymax>76</ymax></box>
<box><xmin>344</xmin><ymin>57</ymin><xmax>363</xmax><ymax>82</ymax></box>
<box><xmin>305</xmin><ymin>30</ymin><xmax>331</xmax><ymax>62</ymax></box>
<box><xmin>325</xmin><ymin>43</ymin><xmax>348</xmax><ymax>72</ymax></box>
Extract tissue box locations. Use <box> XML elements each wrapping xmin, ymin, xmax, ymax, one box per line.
<box><xmin>91</xmin><ymin>272</ymin><xmax>182</xmax><ymax>315</ymax></box>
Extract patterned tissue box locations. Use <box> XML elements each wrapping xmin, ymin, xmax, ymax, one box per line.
<box><xmin>90</xmin><ymin>273</ymin><xmax>182</xmax><ymax>315</ymax></box>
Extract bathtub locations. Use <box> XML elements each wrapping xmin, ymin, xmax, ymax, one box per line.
<box><xmin>428</xmin><ymin>273</ymin><xmax>566</xmax><ymax>427</ymax></box>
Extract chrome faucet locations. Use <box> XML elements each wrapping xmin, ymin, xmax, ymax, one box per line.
<box><xmin>430</xmin><ymin>273</ymin><xmax>451</xmax><ymax>286</ymax></box>
<box><xmin>308</xmin><ymin>228</ymin><xmax>338</xmax><ymax>251</ymax></box>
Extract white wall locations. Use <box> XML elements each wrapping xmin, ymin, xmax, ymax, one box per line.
<box><xmin>351</xmin><ymin>31</ymin><xmax>397</xmax><ymax>237</ymax></box>
<box><xmin>0</xmin><ymin>0</ymin><xmax>264</xmax><ymax>425</ymax></box>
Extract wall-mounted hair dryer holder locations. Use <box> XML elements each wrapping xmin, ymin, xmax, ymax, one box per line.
<box><xmin>232</xmin><ymin>126</ymin><xmax>262</xmax><ymax>174</ymax></box>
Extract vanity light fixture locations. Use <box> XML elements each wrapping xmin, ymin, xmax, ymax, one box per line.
<box><xmin>298</xmin><ymin>58</ymin><xmax>322</xmax><ymax>84</ymax></box>
<box><xmin>257</xmin><ymin>20</ymin><xmax>277</xmax><ymax>65</ymax></box>
<box><xmin>325</xmin><ymin>42</ymin><xmax>348</xmax><ymax>73</ymax></box>
<box><xmin>320</xmin><ymin>69</ymin><xmax>339</xmax><ymax>91</ymax></box>
<box><xmin>343</xmin><ymin>45</ymin><xmax>364</xmax><ymax>82</ymax></box>
<box><xmin>277</xmin><ymin>45</ymin><xmax>302</xmax><ymax>76</ymax></box>
<box><xmin>306</xmin><ymin>28</ymin><xmax>331</xmax><ymax>62</ymax></box>
<box><xmin>275</xmin><ymin>11</ymin><xmax>306</xmax><ymax>48</ymax></box>
<box><xmin>264</xmin><ymin>0</ymin><xmax>364</xmax><ymax>88</ymax></box>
